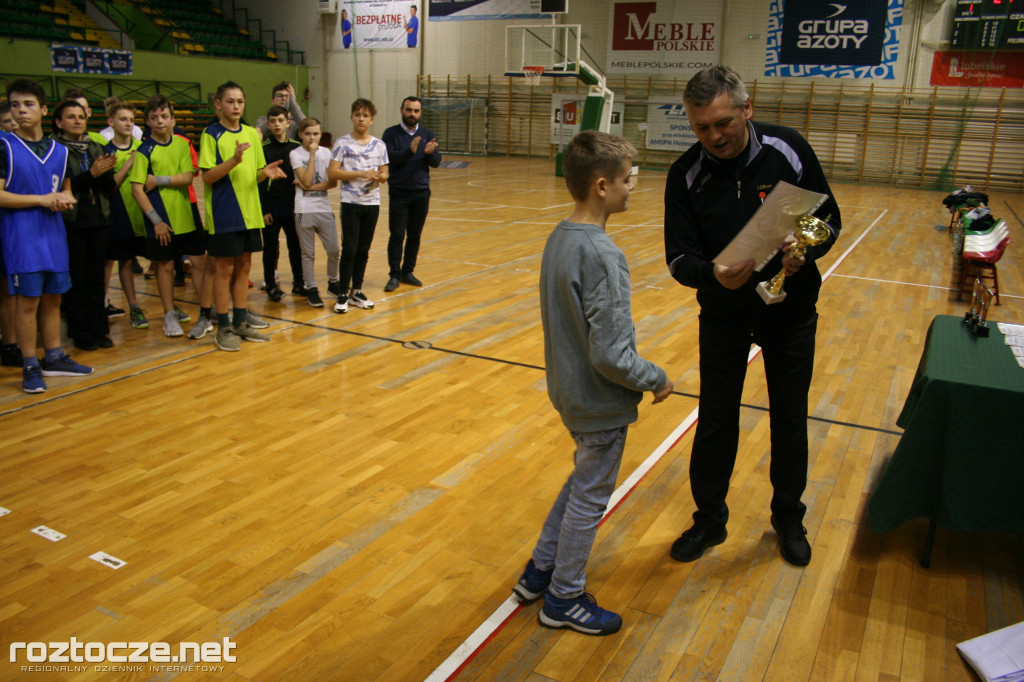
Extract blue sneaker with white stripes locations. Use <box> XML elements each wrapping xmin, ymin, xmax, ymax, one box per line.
<box><xmin>512</xmin><ymin>559</ymin><xmax>553</xmax><ymax>602</ymax></box>
<box><xmin>539</xmin><ymin>592</ymin><xmax>621</xmax><ymax>636</ymax></box>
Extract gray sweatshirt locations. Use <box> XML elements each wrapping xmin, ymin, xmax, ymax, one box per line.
<box><xmin>540</xmin><ymin>219</ymin><xmax>668</xmax><ymax>432</ymax></box>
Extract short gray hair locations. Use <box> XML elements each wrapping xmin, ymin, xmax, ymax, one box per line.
<box><xmin>683</xmin><ymin>66</ymin><xmax>749</xmax><ymax>109</ymax></box>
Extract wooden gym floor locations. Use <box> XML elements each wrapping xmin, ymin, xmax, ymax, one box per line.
<box><xmin>0</xmin><ymin>156</ymin><xmax>1022</xmax><ymax>681</ymax></box>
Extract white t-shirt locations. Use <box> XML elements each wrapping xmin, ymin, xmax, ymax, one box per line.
<box><xmin>330</xmin><ymin>134</ymin><xmax>389</xmax><ymax>206</ymax></box>
<box><xmin>289</xmin><ymin>145</ymin><xmax>333</xmax><ymax>214</ymax></box>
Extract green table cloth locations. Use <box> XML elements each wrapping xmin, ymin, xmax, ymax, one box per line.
<box><xmin>869</xmin><ymin>315</ymin><xmax>1024</xmax><ymax>534</ymax></box>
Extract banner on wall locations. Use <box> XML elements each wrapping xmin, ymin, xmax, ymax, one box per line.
<box><xmin>550</xmin><ymin>95</ymin><xmax>625</xmax><ymax>146</ymax></box>
<box><xmin>765</xmin><ymin>0</ymin><xmax>903</xmax><ymax>79</ymax></box>
<box><xmin>51</xmin><ymin>45</ymin><xmax>133</xmax><ymax>75</ymax></box>
<box><xmin>428</xmin><ymin>0</ymin><xmax>554</xmax><ymax>21</ymax></box>
<box><xmin>645</xmin><ymin>99</ymin><xmax>697</xmax><ymax>152</ymax></box>
<box><xmin>607</xmin><ymin>1</ymin><xmax>722</xmax><ymax>76</ymax></box>
<box><xmin>340</xmin><ymin>0</ymin><xmax>420</xmax><ymax>49</ymax></box>
<box><xmin>930</xmin><ymin>51</ymin><xmax>1024</xmax><ymax>88</ymax></box>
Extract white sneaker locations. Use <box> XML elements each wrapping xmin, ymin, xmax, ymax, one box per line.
<box><xmin>350</xmin><ymin>291</ymin><xmax>375</xmax><ymax>309</ymax></box>
<box><xmin>163</xmin><ymin>310</ymin><xmax>184</xmax><ymax>337</ymax></box>
<box><xmin>334</xmin><ymin>294</ymin><xmax>349</xmax><ymax>313</ymax></box>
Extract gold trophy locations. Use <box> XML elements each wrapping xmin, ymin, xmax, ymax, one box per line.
<box><xmin>756</xmin><ymin>214</ymin><xmax>831</xmax><ymax>305</ymax></box>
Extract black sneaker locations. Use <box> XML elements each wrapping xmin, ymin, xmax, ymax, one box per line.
<box><xmin>326</xmin><ymin>280</ymin><xmax>343</xmax><ymax>297</ymax></box>
<box><xmin>1</xmin><ymin>344</ymin><xmax>21</xmax><ymax>367</ymax></box>
<box><xmin>770</xmin><ymin>516</ymin><xmax>811</xmax><ymax>566</ymax></box>
<box><xmin>400</xmin><ymin>272</ymin><xmax>422</xmax><ymax>286</ymax></box>
<box><xmin>106</xmin><ymin>303</ymin><xmax>125</xmax><ymax>319</ymax></box>
<box><xmin>74</xmin><ymin>338</ymin><xmax>99</xmax><ymax>352</ymax></box>
<box><xmin>292</xmin><ymin>282</ymin><xmax>307</xmax><ymax>296</ymax></box>
<box><xmin>670</xmin><ymin>524</ymin><xmax>727</xmax><ymax>562</ymax></box>
<box><xmin>384</xmin><ymin>277</ymin><xmax>399</xmax><ymax>292</ymax></box>
<box><xmin>349</xmin><ymin>291</ymin><xmax>374</xmax><ymax>309</ymax></box>
<box><xmin>307</xmin><ymin>287</ymin><xmax>324</xmax><ymax>308</ymax></box>
<box><xmin>267</xmin><ymin>285</ymin><xmax>284</xmax><ymax>302</ymax></box>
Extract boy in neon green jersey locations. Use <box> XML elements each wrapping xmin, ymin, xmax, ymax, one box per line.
<box><xmin>103</xmin><ymin>99</ymin><xmax>147</xmax><ymax>330</ymax></box>
<box><xmin>200</xmin><ymin>81</ymin><xmax>285</xmax><ymax>352</ymax></box>
<box><xmin>129</xmin><ymin>94</ymin><xmax>204</xmax><ymax>338</ymax></box>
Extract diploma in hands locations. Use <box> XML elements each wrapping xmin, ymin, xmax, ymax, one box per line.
<box><xmin>712</xmin><ymin>181</ymin><xmax>830</xmax><ymax>305</ymax></box>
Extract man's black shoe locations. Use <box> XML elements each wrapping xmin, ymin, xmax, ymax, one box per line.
<box><xmin>74</xmin><ymin>339</ymin><xmax>99</xmax><ymax>352</ymax></box>
<box><xmin>96</xmin><ymin>336</ymin><xmax>114</xmax><ymax>349</ymax></box>
<box><xmin>670</xmin><ymin>524</ymin><xmax>727</xmax><ymax>562</ymax></box>
<box><xmin>384</xmin><ymin>277</ymin><xmax>400</xmax><ymax>292</ymax></box>
<box><xmin>770</xmin><ymin>516</ymin><xmax>811</xmax><ymax>566</ymax></box>
<box><xmin>1</xmin><ymin>344</ymin><xmax>21</xmax><ymax>367</ymax></box>
<box><xmin>400</xmin><ymin>273</ymin><xmax>422</xmax><ymax>286</ymax></box>
<box><xmin>291</xmin><ymin>283</ymin><xmax>307</xmax><ymax>296</ymax></box>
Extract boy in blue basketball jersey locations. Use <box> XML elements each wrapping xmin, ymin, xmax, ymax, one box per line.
<box><xmin>0</xmin><ymin>78</ymin><xmax>93</xmax><ymax>393</ymax></box>
<box><xmin>200</xmin><ymin>81</ymin><xmax>286</xmax><ymax>352</ymax></box>
<box><xmin>0</xmin><ymin>101</ymin><xmax>19</xmax><ymax>367</ymax></box>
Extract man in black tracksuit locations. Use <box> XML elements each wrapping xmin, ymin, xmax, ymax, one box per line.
<box><xmin>663</xmin><ymin>66</ymin><xmax>841</xmax><ymax>567</ymax></box>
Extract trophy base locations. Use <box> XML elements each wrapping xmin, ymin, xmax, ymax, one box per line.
<box><xmin>963</xmin><ymin>312</ymin><xmax>990</xmax><ymax>337</ymax></box>
<box><xmin>756</xmin><ymin>282</ymin><xmax>787</xmax><ymax>305</ymax></box>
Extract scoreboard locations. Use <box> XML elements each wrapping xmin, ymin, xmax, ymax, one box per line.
<box><xmin>951</xmin><ymin>0</ymin><xmax>1024</xmax><ymax>49</ymax></box>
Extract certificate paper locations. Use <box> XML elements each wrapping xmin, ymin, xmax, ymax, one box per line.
<box><xmin>713</xmin><ymin>181</ymin><xmax>828</xmax><ymax>271</ymax></box>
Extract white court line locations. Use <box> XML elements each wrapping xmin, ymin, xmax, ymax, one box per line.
<box><xmin>831</xmin><ymin>273</ymin><xmax>1022</xmax><ymax>300</ymax></box>
<box><xmin>425</xmin><ymin>209</ymin><xmax>886</xmax><ymax>682</ymax></box>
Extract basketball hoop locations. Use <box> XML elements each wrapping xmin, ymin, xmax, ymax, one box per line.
<box><xmin>523</xmin><ymin>66</ymin><xmax>545</xmax><ymax>87</ymax></box>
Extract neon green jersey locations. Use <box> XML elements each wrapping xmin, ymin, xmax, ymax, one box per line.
<box><xmin>104</xmin><ymin>138</ymin><xmax>145</xmax><ymax>238</ymax></box>
<box><xmin>199</xmin><ymin>122</ymin><xmax>266</xmax><ymax>233</ymax></box>
<box><xmin>128</xmin><ymin>135</ymin><xmax>197</xmax><ymax>236</ymax></box>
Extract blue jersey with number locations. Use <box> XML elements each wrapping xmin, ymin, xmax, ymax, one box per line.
<box><xmin>0</xmin><ymin>134</ymin><xmax>70</xmax><ymax>275</ymax></box>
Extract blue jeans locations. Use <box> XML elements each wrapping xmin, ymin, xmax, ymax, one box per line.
<box><xmin>531</xmin><ymin>426</ymin><xmax>627</xmax><ymax>599</ymax></box>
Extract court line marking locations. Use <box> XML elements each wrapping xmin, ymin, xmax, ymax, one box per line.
<box><xmin>830</xmin><ymin>273</ymin><xmax>1020</xmax><ymax>300</ymax></box>
<box><xmin>424</xmin><ymin>208</ymin><xmax>887</xmax><ymax>681</ymax></box>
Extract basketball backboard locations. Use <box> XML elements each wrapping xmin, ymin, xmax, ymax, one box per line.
<box><xmin>504</xmin><ymin>24</ymin><xmax>581</xmax><ymax>77</ymax></box>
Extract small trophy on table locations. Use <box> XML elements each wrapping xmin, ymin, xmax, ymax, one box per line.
<box><xmin>963</xmin><ymin>278</ymin><xmax>995</xmax><ymax>337</ymax></box>
<box><xmin>756</xmin><ymin>214</ymin><xmax>832</xmax><ymax>305</ymax></box>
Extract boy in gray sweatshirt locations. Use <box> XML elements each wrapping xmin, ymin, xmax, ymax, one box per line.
<box><xmin>512</xmin><ymin>130</ymin><xmax>674</xmax><ymax>635</ymax></box>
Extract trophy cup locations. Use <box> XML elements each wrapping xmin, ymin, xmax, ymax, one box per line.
<box><xmin>756</xmin><ymin>214</ymin><xmax>831</xmax><ymax>305</ymax></box>
<box><xmin>963</xmin><ymin>278</ymin><xmax>994</xmax><ymax>337</ymax></box>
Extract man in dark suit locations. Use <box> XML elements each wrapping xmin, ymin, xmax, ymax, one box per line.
<box><xmin>381</xmin><ymin>96</ymin><xmax>441</xmax><ymax>291</ymax></box>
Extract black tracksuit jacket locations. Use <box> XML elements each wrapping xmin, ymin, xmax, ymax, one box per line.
<box><xmin>664</xmin><ymin>120</ymin><xmax>842</xmax><ymax>315</ymax></box>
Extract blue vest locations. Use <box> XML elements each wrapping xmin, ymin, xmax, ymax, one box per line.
<box><xmin>0</xmin><ymin>135</ymin><xmax>70</xmax><ymax>275</ymax></box>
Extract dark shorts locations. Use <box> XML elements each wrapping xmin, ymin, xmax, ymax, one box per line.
<box><xmin>106</xmin><ymin>236</ymin><xmax>146</xmax><ymax>262</ymax></box>
<box><xmin>207</xmin><ymin>229</ymin><xmax>263</xmax><ymax>258</ymax></box>
<box><xmin>145</xmin><ymin>229</ymin><xmax>207</xmax><ymax>261</ymax></box>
